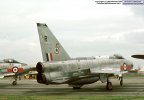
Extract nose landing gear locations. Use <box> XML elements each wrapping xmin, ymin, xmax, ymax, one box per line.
<box><xmin>12</xmin><ymin>72</ymin><xmax>18</xmax><ymax>85</ymax></box>
<box><xmin>12</xmin><ymin>80</ymin><xmax>17</xmax><ymax>85</ymax></box>
<box><xmin>120</xmin><ymin>77</ymin><xmax>123</xmax><ymax>86</ymax></box>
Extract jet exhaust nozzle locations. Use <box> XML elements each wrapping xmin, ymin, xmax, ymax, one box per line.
<box><xmin>36</xmin><ymin>73</ymin><xmax>51</xmax><ymax>85</ymax></box>
<box><xmin>36</xmin><ymin>62</ymin><xmax>45</xmax><ymax>73</ymax></box>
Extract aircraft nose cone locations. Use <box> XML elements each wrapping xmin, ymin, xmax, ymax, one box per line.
<box><xmin>127</xmin><ymin>61</ymin><xmax>133</xmax><ymax>70</ymax></box>
<box><xmin>123</xmin><ymin>60</ymin><xmax>133</xmax><ymax>71</ymax></box>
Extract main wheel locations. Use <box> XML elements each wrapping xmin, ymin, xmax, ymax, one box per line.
<box><xmin>12</xmin><ymin>81</ymin><xmax>17</xmax><ymax>85</ymax></box>
<box><xmin>106</xmin><ymin>82</ymin><xmax>112</xmax><ymax>90</ymax></box>
<box><xmin>19</xmin><ymin>76</ymin><xmax>21</xmax><ymax>80</ymax></box>
<box><xmin>73</xmin><ymin>86</ymin><xmax>81</xmax><ymax>89</ymax></box>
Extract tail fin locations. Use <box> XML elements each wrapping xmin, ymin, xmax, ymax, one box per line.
<box><xmin>37</xmin><ymin>23</ymin><xmax>71</xmax><ymax>62</ymax></box>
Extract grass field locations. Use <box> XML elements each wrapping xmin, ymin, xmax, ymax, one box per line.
<box><xmin>0</xmin><ymin>95</ymin><xmax>144</xmax><ymax>100</ymax></box>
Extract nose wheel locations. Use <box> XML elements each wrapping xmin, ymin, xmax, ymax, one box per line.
<box><xmin>120</xmin><ymin>77</ymin><xmax>123</xmax><ymax>86</ymax></box>
<box><xmin>19</xmin><ymin>76</ymin><xmax>21</xmax><ymax>80</ymax></box>
<box><xmin>12</xmin><ymin>81</ymin><xmax>17</xmax><ymax>85</ymax></box>
<box><xmin>12</xmin><ymin>73</ymin><xmax>18</xmax><ymax>85</ymax></box>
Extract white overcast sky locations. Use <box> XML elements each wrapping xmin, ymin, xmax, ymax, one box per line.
<box><xmin>0</xmin><ymin>0</ymin><xmax>144</xmax><ymax>67</ymax></box>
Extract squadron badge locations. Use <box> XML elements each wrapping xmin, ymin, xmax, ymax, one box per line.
<box><xmin>55</xmin><ymin>43</ymin><xmax>60</xmax><ymax>54</ymax></box>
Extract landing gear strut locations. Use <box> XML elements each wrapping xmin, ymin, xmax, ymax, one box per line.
<box><xmin>12</xmin><ymin>80</ymin><xmax>17</xmax><ymax>85</ymax></box>
<box><xmin>70</xmin><ymin>84</ymin><xmax>82</xmax><ymax>89</ymax></box>
<box><xmin>73</xmin><ymin>86</ymin><xmax>81</xmax><ymax>89</ymax></box>
<box><xmin>12</xmin><ymin>73</ymin><xmax>18</xmax><ymax>85</ymax></box>
<box><xmin>106</xmin><ymin>82</ymin><xmax>112</xmax><ymax>90</ymax></box>
<box><xmin>106</xmin><ymin>77</ymin><xmax>112</xmax><ymax>90</ymax></box>
<box><xmin>19</xmin><ymin>76</ymin><xmax>21</xmax><ymax>80</ymax></box>
<box><xmin>120</xmin><ymin>77</ymin><xmax>123</xmax><ymax>86</ymax></box>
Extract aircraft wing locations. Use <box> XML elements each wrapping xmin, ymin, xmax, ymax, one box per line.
<box><xmin>3</xmin><ymin>73</ymin><xmax>15</xmax><ymax>78</ymax></box>
<box><xmin>0</xmin><ymin>72</ymin><xmax>14</xmax><ymax>79</ymax></box>
<box><xmin>0</xmin><ymin>75</ymin><xmax>4</xmax><ymax>78</ymax></box>
<box><xmin>19</xmin><ymin>66</ymin><xmax>36</xmax><ymax>75</ymax></box>
<box><xmin>90</xmin><ymin>68</ymin><xmax>127</xmax><ymax>75</ymax></box>
<box><xmin>51</xmin><ymin>68</ymin><xmax>128</xmax><ymax>84</ymax></box>
<box><xmin>131</xmin><ymin>54</ymin><xmax>144</xmax><ymax>59</ymax></box>
<box><xmin>0</xmin><ymin>66</ymin><xmax>35</xmax><ymax>78</ymax></box>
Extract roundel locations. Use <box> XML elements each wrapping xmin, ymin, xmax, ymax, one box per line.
<box><xmin>123</xmin><ymin>63</ymin><xmax>127</xmax><ymax>71</ymax></box>
<box><xmin>55</xmin><ymin>43</ymin><xmax>60</xmax><ymax>54</ymax></box>
<box><xmin>12</xmin><ymin>67</ymin><xmax>18</xmax><ymax>73</ymax></box>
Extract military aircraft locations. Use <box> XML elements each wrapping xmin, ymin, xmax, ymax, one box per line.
<box><xmin>36</xmin><ymin>23</ymin><xmax>133</xmax><ymax>90</ymax></box>
<box><xmin>131</xmin><ymin>54</ymin><xmax>144</xmax><ymax>59</ymax></box>
<box><xmin>0</xmin><ymin>59</ymin><xmax>33</xmax><ymax>85</ymax></box>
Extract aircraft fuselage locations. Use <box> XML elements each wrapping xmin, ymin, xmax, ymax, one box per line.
<box><xmin>36</xmin><ymin>58</ymin><xmax>132</xmax><ymax>85</ymax></box>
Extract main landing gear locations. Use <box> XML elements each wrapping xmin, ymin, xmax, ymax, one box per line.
<box><xmin>12</xmin><ymin>67</ymin><xmax>21</xmax><ymax>86</ymax></box>
<box><xmin>70</xmin><ymin>85</ymin><xmax>82</xmax><ymax>89</ymax></box>
<box><xmin>106</xmin><ymin>77</ymin><xmax>112</xmax><ymax>90</ymax></box>
<box><xmin>12</xmin><ymin>73</ymin><xmax>18</xmax><ymax>85</ymax></box>
<box><xmin>73</xmin><ymin>86</ymin><xmax>81</xmax><ymax>89</ymax></box>
<box><xmin>106</xmin><ymin>76</ymin><xmax>123</xmax><ymax>90</ymax></box>
<box><xmin>106</xmin><ymin>82</ymin><xmax>112</xmax><ymax>90</ymax></box>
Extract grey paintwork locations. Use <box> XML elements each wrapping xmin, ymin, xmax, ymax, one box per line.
<box><xmin>0</xmin><ymin>59</ymin><xmax>32</xmax><ymax>78</ymax></box>
<box><xmin>37</xmin><ymin>57</ymin><xmax>132</xmax><ymax>85</ymax></box>
<box><xmin>36</xmin><ymin>23</ymin><xmax>133</xmax><ymax>89</ymax></box>
<box><xmin>131</xmin><ymin>54</ymin><xmax>144</xmax><ymax>59</ymax></box>
<box><xmin>37</xmin><ymin>23</ymin><xmax>70</xmax><ymax>62</ymax></box>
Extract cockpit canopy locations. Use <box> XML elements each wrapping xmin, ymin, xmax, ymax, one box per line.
<box><xmin>0</xmin><ymin>59</ymin><xmax>27</xmax><ymax>66</ymax></box>
<box><xmin>3</xmin><ymin>59</ymin><xmax>20</xmax><ymax>63</ymax></box>
<box><xmin>109</xmin><ymin>54</ymin><xmax>124</xmax><ymax>59</ymax></box>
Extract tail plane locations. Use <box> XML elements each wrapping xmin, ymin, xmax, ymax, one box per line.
<box><xmin>37</xmin><ymin>23</ymin><xmax>70</xmax><ymax>62</ymax></box>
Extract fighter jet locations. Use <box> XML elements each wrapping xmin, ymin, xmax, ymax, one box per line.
<box><xmin>0</xmin><ymin>59</ymin><xmax>33</xmax><ymax>85</ymax></box>
<box><xmin>131</xmin><ymin>54</ymin><xmax>144</xmax><ymax>59</ymax></box>
<box><xmin>36</xmin><ymin>23</ymin><xmax>133</xmax><ymax>90</ymax></box>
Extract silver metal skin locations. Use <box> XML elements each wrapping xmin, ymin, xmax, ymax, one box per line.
<box><xmin>0</xmin><ymin>59</ymin><xmax>33</xmax><ymax>85</ymax></box>
<box><xmin>36</xmin><ymin>23</ymin><xmax>133</xmax><ymax>90</ymax></box>
<box><xmin>37</xmin><ymin>23</ymin><xmax>70</xmax><ymax>62</ymax></box>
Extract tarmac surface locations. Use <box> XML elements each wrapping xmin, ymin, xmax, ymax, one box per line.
<box><xmin>0</xmin><ymin>76</ymin><xmax>144</xmax><ymax>96</ymax></box>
